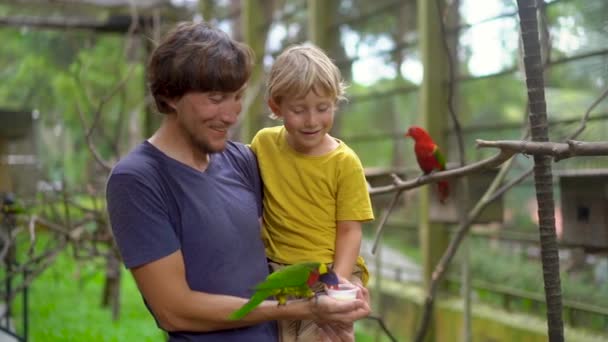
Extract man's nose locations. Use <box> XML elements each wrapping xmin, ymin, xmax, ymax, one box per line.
<box><xmin>220</xmin><ymin>101</ymin><xmax>241</xmax><ymax>124</ymax></box>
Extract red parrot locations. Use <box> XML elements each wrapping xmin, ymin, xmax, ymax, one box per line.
<box><xmin>405</xmin><ymin>126</ymin><xmax>449</xmax><ymax>204</ymax></box>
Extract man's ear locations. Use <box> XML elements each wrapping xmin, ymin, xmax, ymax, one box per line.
<box><xmin>164</xmin><ymin>97</ymin><xmax>178</xmax><ymax>112</ymax></box>
<box><xmin>267</xmin><ymin>99</ymin><xmax>282</xmax><ymax>118</ymax></box>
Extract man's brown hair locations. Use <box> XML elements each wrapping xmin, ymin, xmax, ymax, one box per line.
<box><xmin>147</xmin><ymin>22</ymin><xmax>255</xmax><ymax>114</ymax></box>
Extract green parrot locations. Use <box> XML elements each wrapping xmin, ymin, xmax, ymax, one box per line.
<box><xmin>229</xmin><ymin>262</ymin><xmax>339</xmax><ymax>320</ymax></box>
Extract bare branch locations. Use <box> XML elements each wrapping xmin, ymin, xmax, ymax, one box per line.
<box><xmin>371</xmin><ymin>184</ymin><xmax>405</xmax><ymax>255</ymax></box>
<box><xmin>0</xmin><ymin>14</ymin><xmax>153</xmax><ymax>32</ymax></box>
<box><xmin>75</xmin><ymin>102</ymin><xmax>113</xmax><ymax>171</ymax></box>
<box><xmin>566</xmin><ymin>85</ymin><xmax>608</xmax><ymax>140</ymax></box>
<box><xmin>476</xmin><ymin>139</ymin><xmax>608</xmax><ymax>161</ymax></box>
<box><xmin>369</xmin><ymin>151</ymin><xmax>515</xmax><ymax>196</ymax></box>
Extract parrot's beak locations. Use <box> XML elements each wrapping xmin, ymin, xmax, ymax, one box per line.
<box><xmin>404</xmin><ymin>132</ymin><xmax>411</xmax><ymax>138</ymax></box>
<box><xmin>319</xmin><ymin>270</ymin><xmax>339</xmax><ymax>287</ymax></box>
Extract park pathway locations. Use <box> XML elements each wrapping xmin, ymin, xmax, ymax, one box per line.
<box><xmin>360</xmin><ymin>238</ymin><xmax>422</xmax><ymax>283</ymax></box>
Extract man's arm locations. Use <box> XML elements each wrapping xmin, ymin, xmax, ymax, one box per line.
<box><xmin>131</xmin><ymin>249</ymin><xmax>369</xmax><ymax>333</ymax></box>
<box><xmin>333</xmin><ymin>220</ymin><xmax>363</xmax><ymax>281</ymax></box>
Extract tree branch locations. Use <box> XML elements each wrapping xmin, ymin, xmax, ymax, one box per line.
<box><xmin>369</xmin><ymin>150</ymin><xmax>515</xmax><ymax>196</ymax></box>
<box><xmin>476</xmin><ymin>139</ymin><xmax>608</xmax><ymax>161</ymax></box>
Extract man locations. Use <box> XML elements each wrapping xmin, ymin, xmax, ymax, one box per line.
<box><xmin>106</xmin><ymin>21</ymin><xmax>369</xmax><ymax>341</ymax></box>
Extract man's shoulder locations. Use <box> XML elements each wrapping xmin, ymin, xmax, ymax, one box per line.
<box><xmin>223</xmin><ymin>140</ymin><xmax>255</xmax><ymax>160</ymax></box>
<box><xmin>109</xmin><ymin>142</ymin><xmax>162</xmax><ymax>180</ymax></box>
<box><xmin>219</xmin><ymin>141</ymin><xmax>259</xmax><ymax>171</ymax></box>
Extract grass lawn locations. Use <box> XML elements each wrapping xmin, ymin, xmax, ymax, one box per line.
<box><xmin>11</xmin><ymin>247</ymin><xmax>164</xmax><ymax>341</ymax></box>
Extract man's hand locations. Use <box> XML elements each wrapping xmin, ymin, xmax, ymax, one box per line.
<box><xmin>318</xmin><ymin>322</ymin><xmax>355</xmax><ymax>342</ymax></box>
<box><xmin>312</xmin><ymin>285</ymin><xmax>370</xmax><ymax>325</ymax></box>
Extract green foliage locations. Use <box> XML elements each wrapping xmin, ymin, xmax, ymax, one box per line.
<box><xmin>0</xmin><ymin>26</ymin><xmax>144</xmax><ymax>186</ymax></box>
<box><xmin>342</xmin><ymin>77</ymin><xmax>419</xmax><ymax>167</ymax></box>
<box><xmin>378</xmin><ymin>223</ymin><xmax>608</xmax><ymax>322</ymax></box>
<box><xmin>462</xmin><ymin>237</ymin><xmax>608</xmax><ymax>308</ymax></box>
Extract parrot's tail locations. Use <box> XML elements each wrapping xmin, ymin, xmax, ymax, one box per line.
<box><xmin>437</xmin><ymin>180</ymin><xmax>449</xmax><ymax>204</ymax></box>
<box><xmin>229</xmin><ymin>291</ymin><xmax>270</xmax><ymax>320</ymax></box>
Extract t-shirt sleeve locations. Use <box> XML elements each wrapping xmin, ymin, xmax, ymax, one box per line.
<box><xmin>106</xmin><ymin>173</ymin><xmax>180</xmax><ymax>269</ymax></box>
<box><xmin>239</xmin><ymin>144</ymin><xmax>263</xmax><ymax>218</ymax></box>
<box><xmin>336</xmin><ymin>154</ymin><xmax>375</xmax><ymax>222</ymax></box>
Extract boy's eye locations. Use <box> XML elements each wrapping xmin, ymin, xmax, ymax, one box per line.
<box><xmin>291</xmin><ymin>107</ymin><xmax>305</xmax><ymax>114</ymax></box>
<box><xmin>317</xmin><ymin>105</ymin><xmax>329</xmax><ymax>112</ymax></box>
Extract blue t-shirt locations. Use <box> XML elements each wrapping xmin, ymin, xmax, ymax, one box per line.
<box><xmin>106</xmin><ymin>141</ymin><xmax>277</xmax><ymax>342</ymax></box>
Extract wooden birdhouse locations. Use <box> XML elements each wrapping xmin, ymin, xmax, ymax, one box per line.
<box><xmin>0</xmin><ymin>109</ymin><xmax>38</xmax><ymax>197</ymax></box>
<box><xmin>558</xmin><ymin>170</ymin><xmax>608</xmax><ymax>250</ymax></box>
<box><xmin>429</xmin><ymin>168</ymin><xmax>503</xmax><ymax>224</ymax></box>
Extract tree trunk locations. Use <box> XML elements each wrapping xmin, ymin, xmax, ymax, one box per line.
<box><xmin>101</xmin><ymin>252</ymin><xmax>122</xmax><ymax>321</ymax></box>
<box><xmin>516</xmin><ymin>1</ymin><xmax>564</xmax><ymax>341</ymax></box>
<box><xmin>240</xmin><ymin>0</ymin><xmax>275</xmax><ymax>142</ymax></box>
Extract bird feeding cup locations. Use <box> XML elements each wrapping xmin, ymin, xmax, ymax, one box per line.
<box><xmin>326</xmin><ymin>284</ymin><xmax>358</xmax><ymax>301</ymax></box>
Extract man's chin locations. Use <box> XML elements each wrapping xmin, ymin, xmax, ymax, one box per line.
<box><xmin>202</xmin><ymin>140</ymin><xmax>228</xmax><ymax>154</ymax></box>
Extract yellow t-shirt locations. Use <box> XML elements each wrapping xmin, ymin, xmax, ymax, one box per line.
<box><xmin>250</xmin><ymin>126</ymin><xmax>374</xmax><ymax>284</ymax></box>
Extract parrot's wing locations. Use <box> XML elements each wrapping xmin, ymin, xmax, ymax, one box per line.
<box><xmin>256</xmin><ymin>262</ymin><xmax>318</xmax><ymax>290</ymax></box>
<box><xmin>433</xmin><ymin>145</ymin><xmax>447</xmax><ymax>170</ymax></box>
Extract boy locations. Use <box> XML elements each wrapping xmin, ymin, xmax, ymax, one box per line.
<box><xmin>250</xmin><ymin>44</ymin><xmax>374</xmax><ymax>341</ymax></box>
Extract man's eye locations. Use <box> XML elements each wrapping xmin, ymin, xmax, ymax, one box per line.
<box><xmin>209</xmin><ymin>94</ymin><xmax>224</xmax><ymax>102</ymax></box>
<box><xmin>209</xmin><ymin>93</ymin><xmax>226</xmax><ymax>103</ymax></box>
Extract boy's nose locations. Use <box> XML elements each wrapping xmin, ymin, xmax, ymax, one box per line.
<box><xmin>304</xmin><ymin>113</ymin><xmax>316</xmax><ymax>126</ymax></box>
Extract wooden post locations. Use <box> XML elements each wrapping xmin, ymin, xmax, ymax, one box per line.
<box><xmin>241</xmin><ymin>0</ymin><xmax>273</xmax><ymax>143</ymax></box>
<box><xmin>142</xmin><ymin>18</ymin><xmax>161</xmax><ymax>138</ymax></box>
<box><xmin>0</xmin><ymin>138</ymin><xmax>12</xmax><ymax>193</ymax></box>
<box><xmin>417</xmin><ymin>0</ymin><xmax>449</xmax><ymax>340</ymax></box>
<box><xmin>307</xmin><ymin>0</ymin><xmax>331</xmax><ymax>49</ymax></box>
<box><xmin>308</xmin><ymin>0</ymin><xmax>348</xmax><ymax>135</ymax></box>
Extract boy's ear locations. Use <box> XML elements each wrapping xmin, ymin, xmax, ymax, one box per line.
<box><xmin>268</xmin><ymin>99</ymin><xmax>282</xmax><ymax>117</ymax></box>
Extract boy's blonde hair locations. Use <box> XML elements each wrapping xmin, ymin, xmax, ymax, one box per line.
<box><xmin>267</xmin><ymin>44</ymin><xmax>347</xmax><ymax>118</ymax></box>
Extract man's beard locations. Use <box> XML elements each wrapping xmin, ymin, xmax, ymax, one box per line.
<box><xmin>185</xmin><ymin>126</ymin><xmax>225</xmax><ymax>155</ymax></box>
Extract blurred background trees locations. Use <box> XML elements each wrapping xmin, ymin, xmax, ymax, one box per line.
<box><xmin>1</xmin><ymin>0</ymin><xmax>607</xmax><ymax>341</ymax></box>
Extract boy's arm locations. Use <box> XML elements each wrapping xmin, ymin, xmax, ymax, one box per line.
<box><xmin>333</xmin><ymin>220</ymin><xmax>363</xmax><ymax>281</ymax></box>
<box><xmin>131</xmin><ymin>249</ymin><xmax>370</xmax><ymax>333</ymax></box>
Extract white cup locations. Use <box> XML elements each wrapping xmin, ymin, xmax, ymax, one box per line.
<box><xmin>326</xmin><ymin>284</ymin><xmax>358</xmax><ymax>301</ymax></box>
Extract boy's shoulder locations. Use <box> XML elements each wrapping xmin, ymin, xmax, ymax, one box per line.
<box><xmin>330</xmin><ymin>140</ymin><xmax>365</xmax><ymax>169</ymax></box>
<box><xmin>255</xmin><ymin>126</ymin><xmax>282</xmax><ymax>138</ymax></box>
<box><xmin>251</xmin><ymin>126</ymin><xmax>283</xmax><ymax>149</ymax></box>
